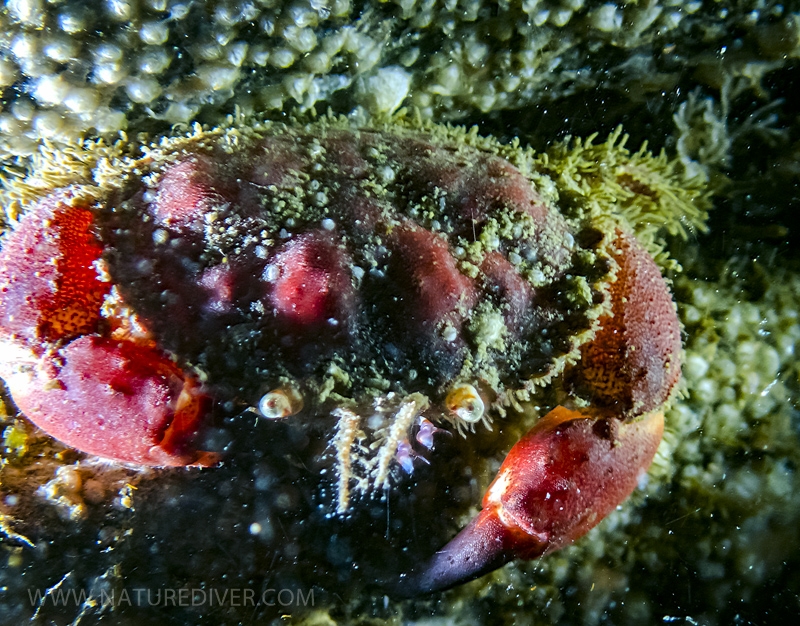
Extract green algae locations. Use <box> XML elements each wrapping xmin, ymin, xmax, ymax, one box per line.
<box><xmin>1</xmin><ymin>423</ymin><xmax>29</xmax><ymax>459</ymax></box>
<box><xmin>538</xmin><ymin>127</ymin><xmax>711</xmax><ymax>251</ymax></box>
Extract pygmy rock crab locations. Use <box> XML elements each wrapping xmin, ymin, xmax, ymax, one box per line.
<box><xmin>0</xmin><ymin>118</ymin><xmax>684</xmax><ymax>595</ymax></box>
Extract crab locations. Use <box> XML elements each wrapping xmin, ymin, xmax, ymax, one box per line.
<box><xmin>0</xmin><ymin>118</ymin><xmax>682</xmax><ymax>596</ymax></box>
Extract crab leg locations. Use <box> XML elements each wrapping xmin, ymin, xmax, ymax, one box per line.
<box><xmin>397</xmin><ymin>231</ymin><xmax>682</xmax><ymax>596</ymax></box>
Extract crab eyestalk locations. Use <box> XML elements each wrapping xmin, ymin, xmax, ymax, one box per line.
<box><xmin>446</xmin><ymin>383</ymin><xmax>485</xmax><ymax>424</ymax></box>
<box><xmin>258</xmin><ymin>386</ymin><xmax>304</xmax><ymax>419</ymax></box>
<box><xmin>445</xmin><ymin>383</ymin><xmax>490</xmax><ymax>435</ymax></box>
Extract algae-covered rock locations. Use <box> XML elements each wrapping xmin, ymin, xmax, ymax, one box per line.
<box><xmin>1</xmin><ymin>0</ymin><xmax>798</xmax><ymax>158</ymax></box>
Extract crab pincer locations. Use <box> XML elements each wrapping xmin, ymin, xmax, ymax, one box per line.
<box><xmin>398</xmin><ymin>231</ymin><xmax>681</xmax><ymax>595</ymax></box>
<box><xmin>0</xmin><ymin>191</ymin><xmax>215</xmax><ymax>467</ymax></box>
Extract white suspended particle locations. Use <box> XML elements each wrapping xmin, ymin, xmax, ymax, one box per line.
<box><xmin>442</xmin><ymin>325</ymin><xmax>458</xmax><ymax>343</ymax></box>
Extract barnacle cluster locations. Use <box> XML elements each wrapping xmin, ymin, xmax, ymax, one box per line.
<box><xmin>2</xmin><ymin>0</ymin><xmax>798</xmax><ymax>159</ymax></box>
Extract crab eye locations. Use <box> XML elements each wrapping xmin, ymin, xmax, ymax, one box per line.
<box><xmin>258</xmin><ymin>387</ymin><xmax>304</xmax><ymax>419</ymax></box>
<box><xmin>445</xmin><ymin>384</ymin><xmax>485</xmax><ymax>423</ymax></box>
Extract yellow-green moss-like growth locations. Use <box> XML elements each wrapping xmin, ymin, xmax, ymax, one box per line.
<box><xmin>537</xmin><ymin>127</ymin><xmax>712</xmax><ymax>254</ymax></box>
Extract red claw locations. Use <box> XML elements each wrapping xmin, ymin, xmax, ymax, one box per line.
<box><xmin>400</xmin><ymin>407</ymin><xmax>664</xmax><ymax>595</ymax></box>
<box><xmin>398</xmin><ymin>230</ymin><xmax>680</xmax><ymax>596</ymax></box>
<box><xmin>0</xmin><ymin>192</ymin><xmax>109</xmax><ymax>344</ymax></box>
<box><xmin>0</xmin><ymin>193</ymin><xmax>216</xmax><ymax>467</ymax></box>
<box><xmin>2</xmin><ymin>335</ymin><xmax>215</xmax><ymax>466</ymax></box>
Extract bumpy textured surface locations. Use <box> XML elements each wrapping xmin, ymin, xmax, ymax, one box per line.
<box><xmin>0</xmin><ymin>191</ymin><xmax>109</xmax><ymax>343</ymax></box>
<box><xmin>1</xmin><ymin>0</ymin><xmax>796</xmax><ymax>164</ymax></box>
<box><xmin>4</xmin><ymin>120</ymin><xmax>662</xmax><ymax>480</ymax></box>
<box><xmin>0</xmin><ymin>118</ymin><xmax>692</xmax><ymax>616</ymax></box>
<box><xmin>97</xmin><ymin>122</ymin><xmax>614</xmax><ymax>416</ymax></box>
<box><xmin>0</xmin><ymin>193</ymin><xmax>213</xmax><ymax>466</ymax></box>
<box><xmin>568</xmin><ymin>230</ymin><xmax>682</xmax><ymax>417</ymax></box>
<box><xmin>0</xmin><ymin>334</ymin><xmax>210</xmax><ymax>466</ymax></box>
<box><xmin>15</xmin><ymin>108</ymin><xmax>800</xmax><ymax>626</ymax></box>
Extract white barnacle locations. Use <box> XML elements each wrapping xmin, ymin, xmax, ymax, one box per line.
<box><xmin>442</xmin><ymin>324</ymin><xmax>458</xmax><ymax>343</ymax></box>
<box><xmin>445</xmin><ymin>383</ymin><xmax>488</xmax><ymax>435</ymax></box>
<box><xmin>378</xmin><ymin>165</ymin><xmax>395</xmax><ymax>183</ymax></box>
<box><xmin>257</xmin><ymin>387</ymin><xmax>303</xmax><ymax>419</ymax></box>
<box><xmin>125</xmin><ymin>75</ymin><xmax>163</xmax><ymax>104</ymax></box>
<box><xmin>139</xmin><ymin>20</ymin><xmax>170</xmax><ymax>46</ymax></box>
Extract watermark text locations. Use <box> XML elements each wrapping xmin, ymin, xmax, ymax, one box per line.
<box><xmin>28</xmin><ymin>586</ymin><xmax>314</xmax><ymax>608</ymax></box>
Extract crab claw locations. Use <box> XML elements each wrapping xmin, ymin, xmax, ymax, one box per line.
<box><xmin>397</xmin><ymin>407</ymin><xmax>664</xmax><ymax>595</ymax></box>
<box><xmin>397</xmin><ymin>230</ymin><xmax>681</xmax><ymax>596</ymax></box>
<box><xmin>0</xmin><ymin>335</ymin><xmax>216</xmax><ymax>466</ymax></box>
<box><xmin>0</xmin><ymin>192</ymin><xmax>216</xmax><ymax>466</ymax></box>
